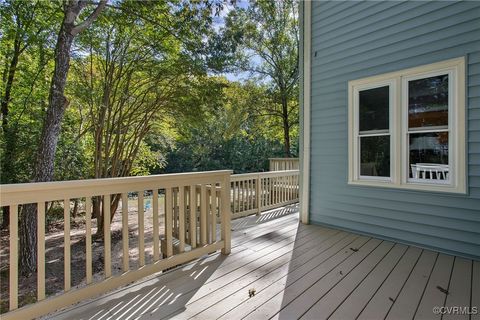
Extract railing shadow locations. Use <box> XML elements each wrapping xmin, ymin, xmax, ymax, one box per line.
<box><xmin>50</xmin><ymin>252</ymin><xmax>228</xmax><ymax>320</ymax></box>
<box><xmin>231</xmin><ymin>203</ymin><xmax>299</xmax><ymax>231</ymax></box>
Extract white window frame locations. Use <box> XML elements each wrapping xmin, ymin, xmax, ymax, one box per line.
<box><xmin>348</xmin><ymin>57</ymin><xmax>466</xmax><ymax>194</ymax></box>
<box><xmin>352</xmin><ymin>79</ymin><xmax>397</xmax><ymax>183</ymax></box>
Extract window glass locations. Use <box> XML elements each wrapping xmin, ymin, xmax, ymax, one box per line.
<box><xmin>409</xmin><ymin>132</ymin><xmax>449</xmax><ymax>180</ymax></box>
<box><xmin>359</xmin><ymin>86</ymin><xmax>389</xmax><ymax>131</ymax></box>
<box><xmin>408</xmin><ymin>75</ymin><xmax>448</xmax><ymax>128</ymax></box>
<box><xmin>360</xmin><ymin>136</ymin><xmax>390</xmax><ymax>177</ymax></box>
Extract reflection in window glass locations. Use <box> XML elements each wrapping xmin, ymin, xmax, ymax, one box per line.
<box><xmin>360</xmin><ymin>136</ymin><xmax>390</xmax><ymax>177</ymax></box>
<box><xmin>359</xmin><ymin>86</ymin><xmax>389</xmax><ymax>131</ymax></box>
<box><xmin>408</xmin><ymin>75</ymin><xmax>448</xmax><ymax>128</ymax></box>
<box><xmin>409</xmin><ymin>132</ymin><xmax>449</xmax><ymax>180</ymax></box>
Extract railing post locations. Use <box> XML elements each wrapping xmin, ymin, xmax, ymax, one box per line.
<box><xmin>9</xmin><ymin>205</ymin><xmax>18</xmax><ymax>311</ymax></box>
<box><xmin>256</xmin><ymin>174</ymin><xmax>261</xmax><ymax>215</ymax></box>
<box><xmin>221</xmin><ymin>173</ymin><xmax>231</xmax><ymax>255</ymax></box>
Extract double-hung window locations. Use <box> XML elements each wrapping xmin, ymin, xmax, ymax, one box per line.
<box><xmin>348</xmin><ymin>57</ymin><xmax>466</xmax><ymax>193</ymax></box>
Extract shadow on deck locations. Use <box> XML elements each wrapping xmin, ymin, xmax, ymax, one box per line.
<box><xmin>48</xmin><ymin>204</ymin><xmax>479</xmax><ymax>320</ymax></box>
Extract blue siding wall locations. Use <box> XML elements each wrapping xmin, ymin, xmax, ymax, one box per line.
<box><xmin>309</xmin><ymin>1</ymin><xmax>480</xmax><ymax>259</ymax></box>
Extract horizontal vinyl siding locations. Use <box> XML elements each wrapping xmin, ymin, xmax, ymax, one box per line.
<box><xmin>309</xmin><ymin>1</ymin><xmax>480</xmax><ymax>259</ymax></box>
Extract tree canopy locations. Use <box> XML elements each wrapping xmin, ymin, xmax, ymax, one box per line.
<box><xmin>0</xmin><ymin>1</ymin><xmax>300</xmax><ymax>271</ymax></box>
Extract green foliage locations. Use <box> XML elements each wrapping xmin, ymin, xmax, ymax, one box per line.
<box><xmin>1</xmin><ymin>0</ymin><xmax>299</xmax><ymax>190</ymax></box>
<box><xmin>162</xmin><ymin>78</ymin><xmax>286</xmax><ymax>174</ymax></box>
<box><xmin>218</xmin><ymin>0</ymin><xmax>300</xmax><ymax>156</ymax></box>
<box><xmin>0</xmin><ymin>0</ymin><xmax>62</xmax><ymax>183</ymax></box>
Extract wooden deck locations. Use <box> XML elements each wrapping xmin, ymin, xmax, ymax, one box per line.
<box><xmin>49</xmin><ymin>205</ymin><xmax>479</xmax><ymax>320</ymax></box>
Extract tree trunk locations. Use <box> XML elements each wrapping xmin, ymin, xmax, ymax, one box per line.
<box><xmin>95</xmin><ymin>194</ymin><xmax>121</xmax><ymax>238</ymax></box>
<box><xmin>1</xmin><ymin>35</ymin><xmax>21</xmax><ymax>228</ymax></box>
<box><xmin>19</xmin><ymin>0</ymin><xmax>107</xmax><ymax>276</ymax></box>
<box><xmin>281</xmin><ymin>96</ymin><xmax>291</xmax><ymax>157</ymax></box>
<box><xmin>72</xmin><ymin>199</ymin><xmax>79</xmax><ymax>218</ymax></box>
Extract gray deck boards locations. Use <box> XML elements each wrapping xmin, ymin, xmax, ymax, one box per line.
<box><xmin>49</xmin><ymin>207</ymin><xmax>479</xmax><ymax>320</ymax></box>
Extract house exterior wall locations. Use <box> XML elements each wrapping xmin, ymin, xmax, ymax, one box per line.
<box><xmin>308</xmin><ymin>1</ymin><xmax>480</xmax><ymax>259</ymax></box>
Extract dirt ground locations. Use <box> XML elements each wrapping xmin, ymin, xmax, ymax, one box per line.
<box><xmin>0</xmin><ymin>198</ymin><xmax>166</xmax><ymax>313</ymax></box>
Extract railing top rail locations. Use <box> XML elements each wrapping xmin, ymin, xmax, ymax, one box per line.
<box><xmin>0</xmin><ymin>170</ymin><xmax>232</xmax><ymax>206</ymax></box>
<box><xmin>268</xmin><ymin>158</ymin><xmax>299</xmax><ymax>161</ymax></box>
<box><xmin>231</xmin><ymin>169</ymin><xmax>299</xmax><ymax>181</ymax></box>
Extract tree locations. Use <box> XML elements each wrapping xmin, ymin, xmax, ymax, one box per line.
<box><xmin>163</xmin><ymin>78</ymin><xmax>285</xmax><ymax>174</ymax></box>
<box><xmin>69</xmin><ymin>0</ymin><xmax>223</xmax><ymax>235</ymax></box>
<box><xmin>221</xmin><ymin>0</ymin><xmax>299</xmax><ymax>156</ymax></box>
<box><xmin>0</xmin><ymin>0</ymin><xmax>60</xmax><ymax>227</ymax></box>
<box><xmin>19</xmin><ymin>0</ymin><xmax>106</xmax><ymax>276</ymax></box>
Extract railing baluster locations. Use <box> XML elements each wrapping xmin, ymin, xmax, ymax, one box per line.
<box><xmin>291</xmin><ymin>175</ymin><xmax>295</xmax><ymax>200</ymax></box>
<box><xmin>247</xmin><ymin>180</ymin><xmax>251</xmax><ymax>210</ymax></box>
<box><xmin>269</xmin><ymin>177</ymin><xmax>272</xmax><ymax>206</ymax></box>
<box><xmin>278</xmin><ymin>176</ymin><xmax>281</xmax><ymax>203</ymax></box>
<box><xmin>276</xmin><ymin>176</ymin><xmax>279</xmax><ymax>204</ymax></box>
<box><xmin>189</xmin><ymin>185</ymin><xmax>197</xmax><ymax>249</ymax></box>
<box><xmin>262</xmin><ymin>177</ymin><xmax>265</xmax><ymax>208</ymax></box>
<box><xmin>206</xmin><ymin>185</ymin><xmax>212</xmax><ymax>243</ymax></box>
<box><xmin>242</xmin><ymin>180</ymin><xmax>245</xmax><ymax>211</ymax></box>
<box><xmin>173</xmin><ymin>188</ymin><xmax>178</xmax><ymax>238</ymax></box>
<box><xmin>256</xmin><ymin>176</ymin><xmax>261</xmax><ymax>215</ymax></box>
<box><xmin>104</xmin><ymin>194</ymin><xmax>111</xmax><ymax>278</ymax></box>
<box><xmin>244</xmin><ymin>180</ymin><xmax>248</xmax><ymax>211</ymax></box>
<box><xmin>138</xmin><ymin>191</ymin><xmax>145</xmax><ymax>267</ymax></box>
<box><xmin>153</xmin><ymin>189</ymin><xmax>160</xmax><ymax>261</ymax></box>
<box><xmin>178</xmin><ymin>186</ymin><xmax>185</xmax><ymax>253</ymax></box>
<box><xmin>281</xmin><ymin>176</ymin><xmax>284</xmax><ymax>203</ymax></box>
<box><xmin>122</xmin><ymin>193</ymin><xmax>129</xmax><ymax>272</ymax></box>
<box><xmin>165</xmin><ymin>188</ymin><xmax>173</xmax><ymax>257</ymax></box>
<box><xmin>9</xmin><ymin>205</ymin><xmax>18</xmax><ymax>310</ymax></box>
<box><xmin>246</xmin><ymin>180</ymin><xmax>249</xmax><ymax>211</ymax></box>
<box><xmin>85</xmin><ymin>197</ymin><xmax>92</xmax><ymax>284</ymax></box>
<box><xmin>220</xmin><ymin>176</ymin><xmax>231</xmax><ymax>255</ymax></box>
<box><xmin>250</xmin><ymin>179</ymin><xmax>254</xmax><ymax>210</ymax></box>
<box><xmin>251</xmin><ymin>179</ymin><xmax>255</xmax><ymax>210</ymax></box>
<box><xmin>64</xmin><ymin>198</ymin><xmax>71</xmax><ymax>291</ymax></box>
<box><xmin>236</xmin><ymin>181</ymin><xmax>241</xmax><ymax>213</ymax></box>
<box><xmin>211</xmin><ymin>182</ymin><xmax>217</xmax><ymax>243</ymax></box>
<box><xmin>185</xmin><ymin>189</ymin><xmax>190</xmax><ymax>245</ymax></box>
<box><xmin>287</xmin><ymin>175</ymin><xmax>291</xmax><ymax>201</ymax></box>
<box><xmin>37</xmin><ymin>202</ymin><xmax>45</xmax><ymax>301</ymax></box>
<box><xmin>238</xmin><ymin>181</ymin><xmax>241</xmax><ymax>212</ymax></box>
<box><xmin>200</xmin><ymin>184</ymin><xmax>207</xmax><ymax>245</ymax></box>
<box><xmin>268</xmin><ymin>177</ymin><xmax>272</xmax><ymax>206</ymax></box>
<box><xmin>231</xmin><ymin>182</ymin><xmax>234</xmax><ymax>214</ymax></box>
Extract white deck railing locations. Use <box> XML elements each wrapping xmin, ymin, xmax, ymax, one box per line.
<box><xmin>230</xmin><ymin>170</ymin><xmax>299</xmax><ymax>219</ymax></box>
<box><xmin>0</xmin><ymin>168</ymin><xmax>299</xmax><ymax>319</ymax></box>
<box><xmin>269</xmin><ymin>158</ymin><xmax>299</xmax><ymax>171</ymax></box>
<box><xmin>0</xmin><ymin>170</ymin><xmax>231</xmax><ymax>320</ymax></box>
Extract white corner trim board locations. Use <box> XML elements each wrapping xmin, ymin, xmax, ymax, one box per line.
<box><xmin>300</xmin><ymin>0</ymin><xmax>311</xmax><ymax>224</ymax></box>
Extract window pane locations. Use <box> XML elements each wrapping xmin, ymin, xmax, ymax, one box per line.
<box><xmin>360</xmin><ymin>136</ymin><xmax>390</xmax><ymax>177</ymax></box>
<box><xmin>359</xmin><ymin>86</ymin><xmax>389</xmax><ymax>131</ymax></box>
<box><xmin>409</xmin><ymin>132</ymin><xmax>449</xmax><ymax>180</ymax></box>
<box><xmin>408</xmin><ymin>75</ymin><xmax>448</xmax><ymax>128</ymax></box>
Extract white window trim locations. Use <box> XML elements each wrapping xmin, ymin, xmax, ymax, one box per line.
<box><xmin>352</xmin><ymin>79</ymin><xmax>397</xmax><ymax>183</ymax></box>
<box><xmin>348</xmin><ymin>57</ymin><xmax>466</xmax><ymax>194</ymax></box>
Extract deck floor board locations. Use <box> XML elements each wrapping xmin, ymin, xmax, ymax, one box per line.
<box><xmin>414</xmin><ymin>253</ymin><xmax>454</xmax><ymax>320</ymax></box>
<box><xmin>48</xmin><ymin>207</ymin><xmax>479</xmax><ymax>320</ymax></box>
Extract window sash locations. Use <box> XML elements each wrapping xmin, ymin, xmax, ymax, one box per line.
<box><xmin>353</xmin><ymin>81</ymin><xmax>395</xmax><ymax>181</ymax></box>
<box><xmin>402</xmin><ymin>69</ymin><xmax>454</xmax><ymax>187</ymax></box>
